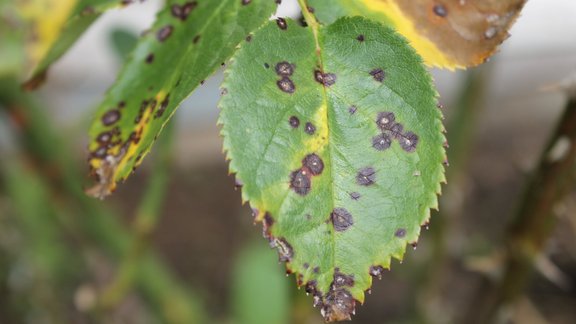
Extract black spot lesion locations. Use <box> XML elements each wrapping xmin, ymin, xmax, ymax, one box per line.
<box><xmin>277</xmin><ymin>78</ymin><xmax>295</xmax><ymax>93</ymax></box>
<box><xmin>290</xmin><ymin>168</ymin><xmax>311</xmax><ymax>195</ymax></box>
<box><xmin>331</xmin><ymin>208</ymin><xmax>353</xmax><ymax>232</ymax></box>
<box><xmin>374</xmin><ymin>112</ymin><xmax>419</xmax><ymax>153</ymax></box>
<box><xmin>433</xmin><ymin>3</ymin><xmax>448</xmax><ymax>17</ymax></box>
<box><xmin>304</xmin><ymin>122</ymin><xmax>316</xmax><ymax>135</ymax></box>
<box><xmin>395</xmin><ymin>228</ymin><xmax>407</xmax><ymax>238</ymax></box>
<box><xmin>333</xmin><ymin>268</ymin><xmax>355</xmax><ymax>288</ymax></box>
<box><xmin>275</xmin><ymin>61</ymin><xmax>296</xmax><ymax>94</ymax></box>
<box><xmin>302</xmin><ymin>153</ymin><xmax>324</xmax><ymax>175</ymax></box>
<box><xmin>275</xmin><ymin>61</ymin><xmax>295</xmax><ymax>76</ymax></box>
<box><xmin>314</xmin><ymin>70</ymin><xmax>337</xmax><ymax>86</ymax></box>
<box><xmin>276</xmin><ymin>17</ymin><xmax>287</xmax><ymax>30</ymax></box>
<box><xmin>356</xmin><ymin>167</ymin><xmax>376</xmax><ymax>186</ymax></box>
<box><xmin>157</xmin><ymin>25</ymin><xmax>174</xmax><ymax>42</ymax></box>
<box><xmin>289</xmin><ymin>116</ymin><xmax>300</xmax><ymax>128</ymax></box>
<box><xmin>289</xmin><ymin>152</ymin><xmax>325</xmax><ymax>195</ymax></box>
<box><xmin>170</xmin><ymin>1</ymin><xmax>197</xmax><ymax>21</ymax></box>
<box><xmin>370</xmin><ymin>68</ymin><xmax>385</xmax><ymax>82</ymax></box>
<box><xmin>372</xmin><ymin>133</ymin><xmax>391</xmax><ymax>151</ymax></box>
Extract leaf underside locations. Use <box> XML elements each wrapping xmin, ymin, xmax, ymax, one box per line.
<box><xmin>308</xmin><ymin>0</ymin><xmax>527</xmax><ymax>69</ymax></box>
<box><xmin>86</xmin><ymin>0</ymin><xmax>277</xmax><ymax>198</ymax></box>
<box><xmin>220</xmin><ymin>17</ymin><xmax>445</xmax><ymax>321</ymax></box>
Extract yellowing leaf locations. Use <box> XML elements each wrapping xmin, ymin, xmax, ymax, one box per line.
<box><xmin>309</xmin><ymin>0</ymin><xmax>527</xmax><ymax>69</ymax></box>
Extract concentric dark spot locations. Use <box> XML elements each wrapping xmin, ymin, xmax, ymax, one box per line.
<box><xmin>304</xmin><ymin>122</ymin><xmax>316</xmax><ymax>135</ymax></box>
<box><xmin>290</xmin><ymin>169</ymin><xmax>311</xmax><ymax>195</ymax></box>
<box><xmin>289</xmin><ymin>116</ymin><xmax>300</xmax><ymax>128</ymax></box>
<box><xmin>331</xmin><ymin>208</ymin><xmax>353</xmax><ymax>232</ymax></box>
<box><xmin>277</xmin><ymin>77</ymin><xmax>295</xmax><ymax>93</ymax></box>
<box><xmin>302</xmin><ymin>153</ymin><xmax>324</xmax><ymax>175</ymax></box>
<box><xmin>399</xmin><ymin>131</ymin><xmax>419</xmax><ymax>152</ymax></box>
<box><xmin>275</xmin><ymin>61</ymin><xmax>294</xmax><ymax>76</ymax></box>
<box><xmin>372</xmin><ymin>133</ymin><xmax>391</xmax><ymax>151</ymax></box>
<box><xmin>356</xmin><ymin>167</ymin><xmax>376</xmax><ymax>186</ymax></box>
<box><xmin>376</xmin><ymin>111</ymin><xmax>395</xmax><ymax>130</ymax></box>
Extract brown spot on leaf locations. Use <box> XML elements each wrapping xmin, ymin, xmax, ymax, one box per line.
<box><xmin>333</xmin><ymin>269</ymin><xmax>355</xmax><ymax>288</ymax></box>
<box><xmin>171</xmin><ymin>2</ymin><xmax>197</xmax><ymax>20</ymax></box>
<box><xmin>276</xmin><ymin>17</ymin><xmax>287</xmax><ymax>30</ymax></box>
<box><xmin>433</xmin><ymin>4</ymin><xmax>448</xmax><ymax>17</ymax></box>
<box><xmin>155</xmin><ymin>95</ymin><xmax>170</xmax><ymax>118</ymax></box>
<box><xmin>350</xmin><ymin>192</ymin><xmax>361</xmax><ymax>200</ymax></box>
<box><xmin>399</xmin><ymin>131</ymin><xmax>419</xmax><ymax>152</ymax></box>
<box><xmin>348</xmin><ymin>105</ymin><xmax>357</xmax><ymax>114</ymax></box>
<box><xmin>101</xmin><ymin>109</ymin><xmax>121</xmax><ymax>126</ymax></box>
<box><xmin>241</xmin><ymin>0</ymin><xmax>251</xmax><ymax>5</ymax></box>
<box><xmin>157</xmin><ymin>25</ymin><xmax>174</xmax><ymax>42</ymax></box>
<box><xmin>314</xmin><ymin>70</ymin><xmax>337</xmax><ymax>86</ymax></box>
<box><xmin>275</xmin><ymin>61</ymin><xmax>294</xmax><ymax>77</ymax></box>
<box><xmin>302</xmin><ymin>153</ymin><xmax>324</xmax><ymax>176</ymax></box>
<box><xmin>273</xmin><ymin>237</ymin><xmax>293</xmax><ymax>262</ymax></box>
<box><xmin>370</xmin><ymin>68</ymin><xmax>385</xmax><ymax>82</ymax></box>
<box><xmin>192</xmin><ymin>34</ymin><xmax>201</xmax><ymax>44</ymax></box>
<box><xmin>145</xmin><ymin>53</ymin><xmax>154</xmax><ymax>64</ymax></box>
<box><xmin>304</xmin><ymin>122</ymin><xmax>316</xmax><ymax>135</ymax></box>
<box><xmin>376</xmin><ymin>111</ymin><xmax>395</xmax><ymax>130</ymax></box>
<box><xmin>277</xmin><ymin>77</ymin><xmax>295</xmax><ymax>93</ymax></box>
<box><xmin>96</xmin><ymin>132</ymin><xmax>112</xmax><ymax>144</ymax></box>
<box><xmin>321</xmin><ymin>288</ymin><xmax>356</xmax><ymax>322</ymax></box>
<box><xmin>395</xmin><ymin>228</ymin><xmax>407</xmax><ymax>238</ymax></box>
<box><xmin>331</xmin><ymin>208</ymin><xmax>353</xmax><ymax>232</ymax></box>
<box><xmin>372</xmin><ymin>133</ymin><xmax>391</xmax><ymax>151</ymax></box>
<box><xmin>356</xmin><ymin>34</ymin><xmax>365</xmax><ymax>42</ymax></box>
<box><xmin>290</xmin><ymin>168</ymin><xmax>311</xmax><ymax>195</ymax></box>
<box><xmin>263</xmin><ymin>212</ymin><xmax>274</xmax><ymax>240</ymax></box>
<box><xmin>356</xmin><ymin>167</ymin><xmax>376</xmax><ymax>186</ymax></box>
<box><xmin>289</xmin><ymin>116</ymin><xmax>300</xmax><ymax>128</ymax></box>
<box><xmin>369</xmin><ymin>265</ymin><xmax>385</xmax><ymax>279</ymax></box>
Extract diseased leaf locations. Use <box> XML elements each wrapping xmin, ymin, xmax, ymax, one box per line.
<box><xmin>220</xmin><ymin>17</ymin><xmax>445</xmax><ymax>321</ymax></box>
<box><xmin>18</xmin><ymin>0</ymin><xmax>130</xmax><ymax>88</ymax></box>
<box><xmin>308</xmin><ymin>0</ymin><xmax>527</xmax><ymax>69</ymax></box>
<box><xmin>86</xmin><ymin>0</ymin><xmax>277</xmax><ymax>198</ymax></box>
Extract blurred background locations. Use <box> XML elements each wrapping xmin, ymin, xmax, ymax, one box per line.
<box><xmin>1</xmin><ymin>0</ymin><xmax>576</xmax><ymax>323</ymax></box>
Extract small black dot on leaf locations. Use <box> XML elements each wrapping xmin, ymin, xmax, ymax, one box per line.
<box><xmin>357</xmin><ymin>167</ymin><xmax>376</xmax><ymax>186</ymax></box>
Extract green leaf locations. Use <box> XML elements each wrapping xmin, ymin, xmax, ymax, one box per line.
<box><xmin>86</xmin><ymin>0</ymin><xmax>277</xmax><ymax>198</ymax></box>
<box><xmin>220</xmin><ymin>17</ymin><xmax>445</xmax><ymax>321</ymax></box>
<box><xmin>21</xmin><ymin>0</ymin><xmax>129</xmax><ymax>89</ymax></box>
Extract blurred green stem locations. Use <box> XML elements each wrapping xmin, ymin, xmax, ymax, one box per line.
<box><xmin>99</xmin><ymin>122</ymin><xmax>174</xmax><ymax>309</ymax></box>
<box><xmin>472</xmin><ymin>97</ymin><xmax>576</xmax><ymax>323</ymax></box>
<box><xmin>0</xmin><ymin>77</ymin><xmax>205</xmax><ymax>324</ymax></box>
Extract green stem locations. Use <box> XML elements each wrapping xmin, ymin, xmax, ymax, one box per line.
<box><xmin>98</xmin><ymin>123</ymin><xmax>174</xmax><ymax>309</ymax></box>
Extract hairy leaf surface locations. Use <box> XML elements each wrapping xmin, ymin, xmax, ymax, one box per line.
<box><xmin>308</xmin><ymin>0</ymin><xmax>526</xmax><ymax>69</ymax></box>
<box><xmin>86</xmin><ymin>0</ymin><xmax>277</xmax><ymax>198</ymax></box>
<box><xmin>220</xmin><ymin>17</ymin><xmax>445</xmax><ymax>321</ymax></box>
<box><xmin>19</xmin><ymin>0</ymin><xmax>129</xmax><ymax>88</ymax></box>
